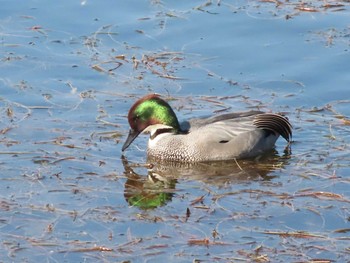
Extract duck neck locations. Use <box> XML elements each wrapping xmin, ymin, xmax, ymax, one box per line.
<box><xmin>150</xmin><ymin>127</ymin><xmax>175</xmax><ymax>140</ymax></box>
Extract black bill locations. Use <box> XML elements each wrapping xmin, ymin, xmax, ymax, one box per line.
<box><xmin>122</xmin><ymin>129</ymin><xmax>141</xmax><ymax>151</ymax></box>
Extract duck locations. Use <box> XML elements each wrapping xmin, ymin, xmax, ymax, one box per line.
<box><xmin>122</xmin><ymin>94</ymin><xmax>292</xmax><ymax>162</ymax></box>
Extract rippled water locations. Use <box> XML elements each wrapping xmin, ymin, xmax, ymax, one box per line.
<box><xmin>1</xmin><ymin>1</ymin><xmax>349</xmax><ymax>262</ymax></box>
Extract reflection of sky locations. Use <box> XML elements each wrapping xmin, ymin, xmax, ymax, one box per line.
<box><xmin>1</xmin><ymin>1</ymin><xmax>349</xmax><ymax>105</ymax></box>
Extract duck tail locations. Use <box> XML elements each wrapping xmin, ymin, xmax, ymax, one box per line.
<box><xmin>253</xmin><ymin>113</ymin><xmax>292</xmax><ymax>142</ymax></box>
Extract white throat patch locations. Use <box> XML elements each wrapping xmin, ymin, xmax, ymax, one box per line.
<box><xmin>142</xmin><ymin>124</ymin><xmax>173</xmax><ymax>138</ymax></box>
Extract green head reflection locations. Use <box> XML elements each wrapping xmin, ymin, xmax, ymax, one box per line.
<box><xmin>124</xmin><ymin>171</ymin><xmax>176</xmax><ymax>210</ymax></box>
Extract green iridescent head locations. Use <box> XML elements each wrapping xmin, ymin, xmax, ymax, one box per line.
<box><xmin>122</xmin><ymin>94</ymin><xmax>180</xmax><ymax>151</ymax></box>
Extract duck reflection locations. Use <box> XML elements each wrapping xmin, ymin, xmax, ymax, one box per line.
<box><xmin>122</xmin><ymin>156</ymin><xmax>176</xmax><ymax>209</ymax></box>
<box><xmin>122</xmin><ymin>150</ymin><xmax>290</xmax><ymax>209</ymax></box>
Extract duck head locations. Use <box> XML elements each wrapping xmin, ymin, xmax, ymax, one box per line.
<box><xmin>122</xmin><ymin>94</ymin><xmax>180</xmax><ymax>151</ymax></box>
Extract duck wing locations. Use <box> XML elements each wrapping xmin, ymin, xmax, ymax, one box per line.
<box><xmin>181</xmin><ymin>111</ymin><xmax>292</xmax><ymax>142</ymax></box>
<box><xmin>180</xmin><ymin>110</ymin><xmax>263</xmax><ymax>131</ymax></box>
<box><xmin>253</xmin><ymin>113</ymin><xmax>292</xmax><ymax>142</ymax></box>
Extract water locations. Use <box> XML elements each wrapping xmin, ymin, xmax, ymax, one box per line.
<box><xmin>1</xmin><ymin>0</ymin><xmax>349</xmax><ymax>262</ymax></box>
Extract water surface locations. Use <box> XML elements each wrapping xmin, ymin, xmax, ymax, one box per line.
<box><xmin>1</xmin><ymin>0</ymin><xmax>349</xmax><ymax>262</ymax></box>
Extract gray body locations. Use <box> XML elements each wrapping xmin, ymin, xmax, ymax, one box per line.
<box><xmin>146</xmin><ymin>111</ymin><xmax>291</xmax><ymax>162</ymax></box>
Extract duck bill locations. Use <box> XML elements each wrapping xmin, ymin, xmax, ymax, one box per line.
<box><xmin>122</xmin><ymin>129</ymin><xmax>141</xmax><ymax>151</ymax></box>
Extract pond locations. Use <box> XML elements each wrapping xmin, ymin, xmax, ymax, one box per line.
<box><xmin>1</xmin><ymin>0</ymin><xmax>349</xmax><ymax>262</ymax></box>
